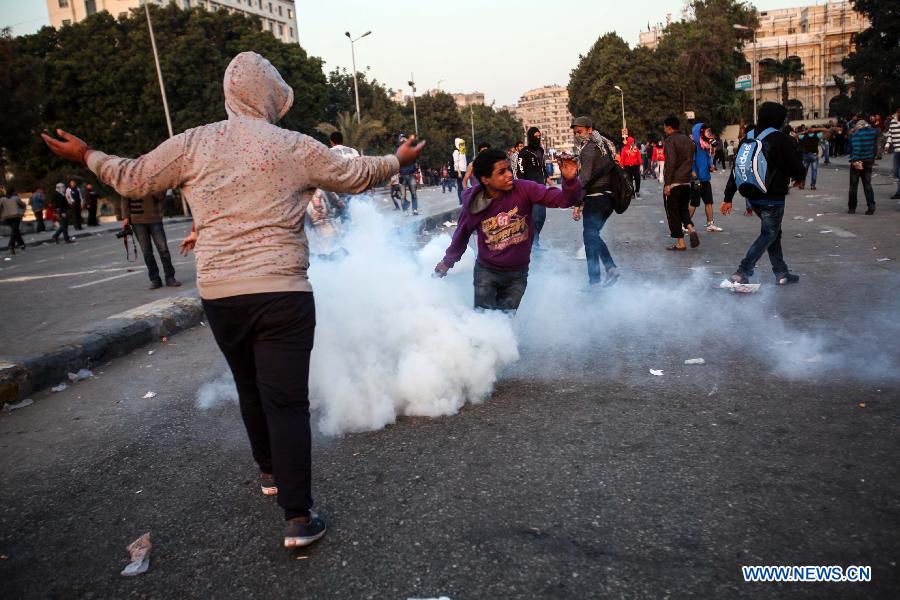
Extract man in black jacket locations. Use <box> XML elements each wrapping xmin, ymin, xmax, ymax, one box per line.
<box><xmin>722</xmin><ymin>102</ymin><xmax>806</xmax><ymax>285</ymax></box>
<box><xmin>517</xmin><ymin>127</ymin><xmax>551</xmax><ymax>248</ymax></box>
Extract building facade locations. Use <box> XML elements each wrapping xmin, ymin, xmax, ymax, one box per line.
<box><xmin>513</xmin><ymin>85</ymin><xmax>574</xmax><ymax>153</ymax></box>
<box><xmin>639</xmin><ymin>1</ymin><xmax>869</xmax><ymax>120</ymax></box>
<box><xmin>450</xmin><ymin>92</ymin><xmax>485</xmax><ymax>109</ymax></box>
<box><xmin>46</xmin><ymin>0</ymin><xmax>299</xmax><ymax>45</ymax></box>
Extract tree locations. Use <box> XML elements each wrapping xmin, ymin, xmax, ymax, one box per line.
<box><xmin>0</xmin><ymin>28</ymin><xmax>44</xmax><ymax>188</ymax></box>
<box><xmin>844</xmin><ymin>0</ymin><xmax>900</xmax><ymax>114</ymax></box>
<box><xmin>316</xmin><ymin>112</ymin><xmax>386</xmax><ymax>153</ymax></box>
<box><xmin>469</xmin><ymin>104</ymin><xmax>523</xmax><ymax>153</ymax></box>
<box><xmin>763</xmin><ymin>50</ymin><xmax>805</xmax><ymax>106</ymax></box>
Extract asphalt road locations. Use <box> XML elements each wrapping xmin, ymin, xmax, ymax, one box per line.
<box><xmin>1</xmin><ymin>165</ymin><xmax>899</xmax><ymax>599</ymax></box>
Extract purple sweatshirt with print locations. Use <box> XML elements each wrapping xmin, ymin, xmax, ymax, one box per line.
<box><xmin>442</xmin><ymin>177</ymin><xmax>582</xmax><ymax>271</ymax></box>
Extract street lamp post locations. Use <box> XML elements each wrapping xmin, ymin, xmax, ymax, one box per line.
<box><xmin>734</xmin><ymin>24</ymin><xmax>758</xmax><ymax>125</ymax></box>
<box><xmin>345</xmin><ymin>30</ymin><xmax>372</xmax><ymax>124</ymax></box>
<box><xmin>470</xmin><ymin>105</ymin><xmax>476</xmax><ymax>161</ymax></box>
<box><xmin>408</xmin><ymin>74</ymin><xmax>419</xmax><ymax>137</ymax></box>
<box><xmin>613</xmin><ymin>85</ymin><xmax>626</xmax><ymax>132</ymax></box>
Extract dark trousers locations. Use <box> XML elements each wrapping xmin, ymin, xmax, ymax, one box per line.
<box><xmin>4</xmin><ymin>218</ymin><xmax>24</xmax><ymax>250</ymax></box>
<box><xmin>664</xmin><ymin>185</ymin><xmax>692</xmax><ymax>238</ymax></box>
<box><xmin>642</xmin><ymin>156</ymin><xmax>652</xmax><ymax>178</ymax></box>
<box><xmin>70</xmin><ymin>201</ymin><xmax>83</xmax><ymax>229</ymax></box>
<box><xmin>33</xmin><ymin>209</ymin><xmax>45</xmax><ymax>232</ymax></box>
<box><xmin>531</xmin><ymin>204</ymin><xmax>547</xmax><ymax>247</ymax></box>
<box><xmin>456</xmin><ymin>176</ymin><xmax>464</xmax><ymax>204</ymax></box>
<box><xmin>132</xmin><ymin>221</ymin><xmax>175</xmax><ymax>284</ymax></box>
<box><xmin>625</xmin><ymin>165</ymin><xmax>641</xmax><ymax>195</ymax></box>
<box><xmin>473</xmin><ymin>263</ymin><xmax>528</xmax><ymax>312</ymax></box>
<box><xmin>738</xmin><ymin>203</ymin><xmax>788</xmax><ymax>278</ymax></box>
<box><xmin>87</xmin><ymin>201</ymin><xmax>98</xmax><ymax>226</ymax></box>
<box><xmin>203</xmin><ymin>291</ymin><xmax>315</xmax><ymax>520</ymax></box>
<box><xmin>52</xmin><ymin>211</ymin><xmax>70</xmax><ymax>242</ymax></box>
<box><xmin>441</xmin><ymin>178</ymin><xmax>452</xmax><ymax>193</ymax></box>
<box><xmin>848</xmin><ymin>164</ymin><xmax>875</xmax><ymax>210</ymax></box>
<box><xmin>582</xmin><ymin>196</ymin><xmax>616</xmax><ymax>283</ymax></box>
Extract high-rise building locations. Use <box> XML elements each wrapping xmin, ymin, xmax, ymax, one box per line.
<box><xmin>638</xmin><ymin>1</ymin><xmax>869</xmax><ymax>120</ymax></box>
<box><xmin>450</xmin><ymin>92</ymin><xmax>485</xmax><ymax>109</ymax></box>
<box><xmin>513</xmin><ymin>85</ymin><xmax>574</xmax><ymax>153</ymax></box>
<box><xmin>46</xmin><ymin>0</ymin><xmax>299</xmax><ymax>45</ymax></box>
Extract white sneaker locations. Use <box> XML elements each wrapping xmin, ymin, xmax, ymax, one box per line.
<box><xmin>682</xmin><ymin>226</ymin><xmax>689</xmax><ymax>234</ymax></box>
<box><xmin>706</xmin><ymin>221</ymin><xmax>723</xmax><ymax>232</ymax></box>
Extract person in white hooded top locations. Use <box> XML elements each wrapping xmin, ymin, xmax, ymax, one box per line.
<box><xmin>452</xmin><ymin>137</ymin><xmax>467</xmax><ymax>204</ymax></box>
<box><xmin>43</xmin><ymin>51</ymin><xmax>425</xmax><ymax>550</ymax></box>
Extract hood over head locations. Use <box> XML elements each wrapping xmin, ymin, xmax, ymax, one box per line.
<box><xmin>526</xmin><ymin>127</ymin><xmax>541</xmax><ymax>149</ymax></box>
<box><xmin>454</xmin><ymin>138</ymin><xmax>465</xmax><ymax>150</ymax></box>
<box><xmin>691</xmin><ymin>122</ymin><xmax>706</xmax><ymax>144</ymax></box>
<box><xmin>756</xmin><ymin>102</ymin><xmax>787</xmax><ymax>133</ymax></box>
<box><xmin>625</xmin><ymin>136</ymin><xmax>635</xmax><ymax>148</ymax></box>
<box><xmin>224</xmin><ymin>52</ymin><xmax>294</xmax><ymax>122</ymax></box>
<box><xmin>55</xmin><ymin>183</ymin><xmax>65</xmax><ymax>194</ymax></box>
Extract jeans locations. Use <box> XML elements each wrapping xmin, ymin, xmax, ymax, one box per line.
<box><xmin>802</xmin><ymin>152</ymin><xmax>818</xmax><ymax>186</ymax></box>
<box><xmin>531</xmin><ymin>204</ymin><xmax>547</xmax><ymax>247</ymax></box>
<box><xmin>456</xmin><ymin>175</ymin><xmax>464</xmax><ymax>204</ymax></box>
<box><xmin>822</xmin><ymin>141</ymin><xmax>830</xmax><ymax>164</ymax></box>
<box><xmin>848</xmin><ymin>163</ymin><xmax>875</xmax><ymax>210</ymax></box>
<box><xmin>52</xmin><ymin>211</ymin><xmax>70</xmax><ymax>242</ymax></box>
<box><xmin>473</xmin><ymin>262</ymin><xmax>528</xmax><ymax>312</ymax></box>
<box><xmin>582</xmin><ymin>196</ymin><xmax>616</xmax><ymax>284</ymax></box>
<box><xmin>624</xmin><ymin>165</ymin><xmax>641</xmax><ymax>195</ymax></box>
<box><xmin>664</xmin><ymin>185</ymin><xmax>692</xmax><ymax>238</ymax></box>
<box><xmin>4</xmin><ymin>218</ymin><xmax>24</xmax><ymax>250</ymax></box>
<box><xmin>401</xmin><ymin>175</ymin><xmax>418</xmax><ymax>212</ymax></box>
<box><xmin>132</xmin><ymin>221</ymin><xmax>175</xmax><ymax>284</ymax></box>
<box><xmin>893</xmin><ymin>153</ymin><xmax>900</xmax><ymax>194</ymax></box>
<box><xmin>203</xmin><ymin>291</ymin><xmax>315</xmax><ymax>521</ymax></box>
<box><xmin>738</xmin><ymin>203</ymin><xmax>788</xmax><ymax>278</ymax></box>
<box><xmin>441</xmin><ymin>177</ymin><xmax>452</xmax><ymax>193</ymax></box>
<box><xmin>33</xmin><ymin>209</ymin><xmax>45</xmax><ymax>232</ymax></box>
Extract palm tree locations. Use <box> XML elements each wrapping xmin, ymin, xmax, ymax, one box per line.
<box><xmin>316</xmin><ymin>112</ymin><xmax>386</xmax><ymax>153</ymax></box>
<box><xmin>763</xmin><ymin>45</ymin><xmax>805</xmax><ymax>106</ymax></box>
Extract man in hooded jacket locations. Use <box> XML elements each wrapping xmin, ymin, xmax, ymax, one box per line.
<box><xmin>517</xmin><ymin>127</ymin><xmax>551</xmax><ymax>248</ymax></box>
<box><xmin>43</xmin><ymin>51</ymin><xmax>425</xmax><ymax>550</ymax></box>
<box><xmin>722</xmin><ymin>101</ymin><xmax>805</xmax><ymax>285</ymax></box>
<box><xmin>690</xmin><ymin>122</ymin><xmax>723</xmax><ymax>232</ymax></box>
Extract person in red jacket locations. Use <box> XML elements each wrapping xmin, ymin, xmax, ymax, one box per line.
<box><xmin>620</xmin><ymin>136</ymin><xmax>642</xmax><ymax>198</ymax></box>
<box><xmin>651</xmin><ymin>140</ymin><xmax>665</xmax><ymax>184</ymax></box>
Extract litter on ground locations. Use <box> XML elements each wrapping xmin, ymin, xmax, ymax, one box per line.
<box><xmin>67</xmin><ymin>369</ymin><xmax>93</xmax><ymax>383</ymax></box>
<box><xmin>649</xmin><ymin>369</ymin><xmax>664</xmax><ymax>376</ymax></box>
<box><xmin>719</xmin><ymin>279</ymin><xmax>761</xmax><ymax>294</ymax></box>
<box><xmin>50</xmin><ymin>383</ymin><xmax>68</xmax><ymax>393</ymax></box>
<box><xmin>2</xmin><ymin>398</ymin><xmax>34</xmax><ymax>412</ymax></box>
<box><xmin>142</xmin><ymin>391</ymin><xmax>158</xmax><ymax>399</ymax></box>
<box><xmin>684</xmin><ymin>358</ymin><xmax>706</xmax><ymax>365</ymax></box>
<box><xmin>121</xmin><ymin>532</ymin><xmax>152</xmax><ymax>576</ymax></box>
<box><xmin>876</xmin><ymin>258</ymin><xmax>891</xmax><ymax>262</ymax></box>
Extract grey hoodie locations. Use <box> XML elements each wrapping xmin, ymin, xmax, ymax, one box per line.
<box><xmin>86</xmin><ymin>52</ymin><xmax>399</xmax><ymax>299</ymax></box>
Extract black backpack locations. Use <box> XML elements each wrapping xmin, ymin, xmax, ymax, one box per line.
<box><xmin>583</xmin><ymin>156</ymin><xmax>634</xmax><ymax>214</ymax></box>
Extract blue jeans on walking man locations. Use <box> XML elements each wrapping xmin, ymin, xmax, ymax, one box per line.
<box><xmin>401</xmin><ymin>175</ymin><xmax>418</xmax><ymax>213</ymax></box>
<box><xmin>531</xmin><ymin>204</ymin><xmax>546</xmax><ymax>248</ymax></box>
<box><xmin>802</xmin><ymin>152</ymin><xmax>818</xmax><ymax>187</ymax></box>
<box><xmin>737</xmin><ymin>202</ymin><xmax>789</xmax><ymax>279</ymax></box>
<box><xmin>132</xmin><ymin>221</ymin><xmax>177</xmax><ymax>285</ymax></box>
<box><xmin>582</xmin><ymin>196</ymin><xmax>616</xmax><ymax>284</ymax></box>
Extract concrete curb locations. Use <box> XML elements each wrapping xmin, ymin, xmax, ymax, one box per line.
<box><xmin>0</xmin><ymin>294</ymin><xmax>204</xmax><ymax>406</ymax></box>
<box><xmin>0</xmin><ymin>217</ymin><xmax>194</xmax><ymax>246</ymax></box>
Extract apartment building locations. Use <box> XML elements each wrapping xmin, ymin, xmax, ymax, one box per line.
<box><xmin>47</xmin><ymin>0</ymin><xmax>299</xmax><ymax>45</ymax></box>
<box><xmin>513</xmin><ymin>85</ymin><xmax>574</xmax><ymax>153</ymax></box>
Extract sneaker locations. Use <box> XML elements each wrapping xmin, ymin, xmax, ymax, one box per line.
<box><xmin>776</xmin><ymin>273</ymin><xmax>800</xmax><ymax>285</ymax></box>
<box><xmin>412</xmin><ymin>210</ymin><xmax>419</xmax><ymax>216</ymax></box>
<box><xmin>260</xmin><ymin>471</ymin><xmax>277</xmax><ymax>496</ymax></box>
<box><xmin>165</xmin><ymin>278</ymin><xmax>182</xmax><ymax>287</ymax></box>
<box><xmin>284</xmin><ymin>511</ymin><xmax>326</xmax><ymax>548</ymax></box>
<box><xmin>810</xmin><ymin>185</ymin><xmax>816</xmax><ymax>190</ymax></box>
<box><xmin>602</xmin><ymin>267</ymin><xmax>620</xmax><ymax>288</ymax></box>
<box><xmin>149</xmin><ymin>280</ymin><xmax>163</xmax><ymax>290</ymax></box>
<box><xmin>864</xmin><ymin>207</ymin><xmax>875</xmax><ymax>215</ymax></box>
<box><xmin>706</xmin><ymin>221</ymin><xmax>723</xmax><ymax>232</ymax></box>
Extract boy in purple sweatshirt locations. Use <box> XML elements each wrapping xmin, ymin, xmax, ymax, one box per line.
<box><xmin>434</xmin><ymin>148</ymin><xmax>582</xmax><ymax>311</ymax></box>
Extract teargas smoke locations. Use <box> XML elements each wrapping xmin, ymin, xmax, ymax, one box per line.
<box><xmin>196</xmin><ymin>372</ymin><xmax>238</xmax><ymax>409</ymax></box>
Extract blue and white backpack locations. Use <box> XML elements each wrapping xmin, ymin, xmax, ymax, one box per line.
<box><xmin>733</xmin><ymin>127</ymin><xmax>778</xmax><ymax>199</ymax></box>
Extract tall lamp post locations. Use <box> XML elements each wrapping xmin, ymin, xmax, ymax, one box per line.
<box><xmin>734</xmin><ymin>24</ymin><xmax>758</xmax><ymax>125</ymax></box>
<box><xmin>344</xmin><ymin>30</ymin><xmax>372</xmax><ymax>124</ymax></box>
<box><xmin>408</xmin><ymin>74</ymin><xmax>419</xmax><ymax>137</ymax></box>
<box><xmin>145</xmin><ymin>3</ymin><xmax>189</xmax><ymax>215</ymax></box>
<box><xmin>613</xmin><ymin>85</ymin><xmax>626</xmax><ymax>133</ymax></box>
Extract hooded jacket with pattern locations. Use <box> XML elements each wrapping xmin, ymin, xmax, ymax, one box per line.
<box><xmin>85</xmin><ymin>52</ymin><xmax>399</xmax><ymax>300</ymax></box>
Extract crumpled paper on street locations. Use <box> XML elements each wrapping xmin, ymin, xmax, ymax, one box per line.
<box><xmin>719</xmin><ymin>279</ymin><xmax>761</xmax><ymax>294</ymax></box>
<box><xmin>2</xmin><ymin>398</ymin><xmax>33</xmax><ymax>412</ymax></box>
<box><xmin>67</xmin><ymin>369</ymin><xmax>93</xmax><ymax>383</ymax></box>
<box><xmin>121</xmin><ymin>532</ymin><xmax>151</xmax><ymax>576</ymax></box>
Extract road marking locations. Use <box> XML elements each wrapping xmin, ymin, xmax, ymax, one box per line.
<box><xmin>69</xmin><ymin>271</ymin><xmax>141</xmax><ymax>289</ymax></box>
<box><xmin>0</xmin><ymin>267</ymin><xmax>133</xmax><ymax>284</ymax></box>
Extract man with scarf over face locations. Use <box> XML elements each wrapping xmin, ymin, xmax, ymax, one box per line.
<box><xmin>516</xmin><ymin>127</ymin><xmax>551</xmax><ymax>249</ymax></box>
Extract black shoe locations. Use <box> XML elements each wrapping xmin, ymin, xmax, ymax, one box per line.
<box><xmin>776</xmin><ymin>273</ymin><xmax>800</xmax><ymax>285</ymax></box>
<box><xmin>864</xmin><ymin>207</ymin><xmax>875</xmax><ymax>215</ymax></box>
<box><xmin>284</xmin><ymin>511</ymin><xmax>326</xmax><ymax>548</ymax></box>
<box><xmin>149</xmin><ymin>280</ymin><xmax>163</xmax><ymax>290</ymax></box>
<box><xmin>848</xmin><ymin>209</ymin><xmax>856</xmax><ymax>214</ymax></box>
<box><xmin>165</xmin><ymin>278</ymin><xmax>182</xmax><ymax>287</ymax></box>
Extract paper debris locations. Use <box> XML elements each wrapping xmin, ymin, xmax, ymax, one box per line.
<box><xmin>121</xmin><ymin>532</ymin><xmax>152</xmax><ymax>576</ymax></box>
<box><xmin>816</xmin><ymin>213</ymin><xmax>824</xmax><ymax>217</ymax></box>
<box><xmin>50</xmin><ymin>383</ymin><xmax>68</xmax><ymax>393</ymax></box>
<box><xmin>649</xmin><ymin>369</ymin><xmax>664</xmax><ymax>376</ymax></box>
<box><xmin>408</xmin><ymin>597</ymin><xmax>451</xmax><ymax>600</ymax></box>
<box><xmin>161</xmin><ymin>336</ymin><xmax>168</xmax><ymax>343</ymax></box>
<box><xmin>774</xmin><ymin>340</ymin><xmax>796</xmax><ymax>345</ymax></box>
<box><xmin>794</xmin><ymin>234</ymin><xmax>803</xmax><ymax>238</ymax></box>
<box><xmin>574</xmin><ymin>245</ymin><xmax>586</xmax><ymax>260</ymax></box>
<box><xmin>148</xmin><ymin>350</ymin><xmax>154</xmax><ymax>356</ymax></box>
<box><xmin>3</xmin><ymin>257</ymin><xmax>10</xmax><ymax>261</ymax></box>
<box><xmin>200</xmin><ymin>321</ymin><xmax>206</xmax><ymax>327</ymax></box>
<box><xmin>792</xmin><ymin>216</ymin><xmax>803</xmax><ymax>220</ymax></box>
<box><xmin>803</xmin><ymin>356</ymin><xmax>823</xmax><ymax>364</ymax></box>
<box><xmin>67</xmin><ymin>369</ymin><xmax>93</xmax><ymax>383</ymax></box>
<box><xmin>819</xmin><ymin>230</ymin><xmax>833</xmax><ymax>234</ymax></box>
<box><xmin>858</xmin><ymin>403</ymin><xmax>866</xmax><ymax>409</ymax></box>
<box><xmin>806</xmin><ymin>218</ymin><xmax>814</xmax><ymax>222</ymax></box>
<box><xmin>142</xmin><ymin>391</ymin><xmax>157</xmax><ymax>399</ymax></box>
<box><xmin>876</xmin><ymin>258</ymin><xmax>891</xmax><ymax>262</ymax></box>
<box><xmin>707</xmin><ymin>385</ymin><xmax>718</xmax><ymax>396</ymax></box>
<box><xmin>719</xmin><ymin>279</ymin><xmax>761</xmax><ymax>294</ymax></box>
<box><xmin>2</xmin><ymin>398</ymin><xmax>34</xmax><ymax>412</ymax></box>
<box><xmin>684</xmin><ymin>358</ymin><xmax>706</xmax><ymax>365</ymax></box>
<box><xmin>442</xmin><ymin>221</ymin><xmax>457</xmax><ymax>228</ymax></box>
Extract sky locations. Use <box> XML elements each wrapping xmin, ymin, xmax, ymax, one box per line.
<box><xmin>2</xmin><ymin>0</ymin><xmax>828</xmax><ymax>106</ymax></box>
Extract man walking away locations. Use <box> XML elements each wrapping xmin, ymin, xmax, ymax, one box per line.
<box><xmin>434</xmin><ymin>149</ymin><xmax>582</xmax><ymax>311</ymax></box>
<box><xmin>30</xmin><ymin>187</ymin><xmax>46</xmax><ymax>232</ymax></box>
<box><xmin>51</xmin><ymin>183</ymin><xmax>72</xmax><ymax>244</ymax></box>
<box><xmin>885</xmin><ymin>107</ymin><xmax>900</xmax><ymax>200</ymax></box>
<box><xmin>453</xmin><ymin>138</ymin><xmax>467</xmax><ymax>204</ymax></box>
<box><xmin>847</xmin><ymin>114</ymin><xmax>879</xmax><ymax>215</ymax></box>
<box><xmin>85</xmin><ymin>182</ymin><xmax>100</xmax><ymax>226</ymax></box>
<box><xmin>1</xmin><ymin>187</ymin><xmax>27</xmax><ymax>255</ymax></box>
<box><xmin>571</xmin><ymin>116</ymin><xmax>620</xmax><ymax>287</ymax></box>
<box><xmin>797</xmin><ymin>125</ymin><xmax>826</xmax><ymax>190</ymax></box>
<box><xmin>122</xmin><ymin>192</ymin><xmax>182</xmax><ymax>289</ymax></box>
<box><xmin>517</xmin><ymin>127</ymin><xmax>550</xmax><ymax>249</ymax></box>
<box><xmin>66</xmin><ymin>180</ymin><xmax>83</xmax><ymax>230</ymax></box>
<box><xmin>690</xmin><ymin>122</ymin><xmax>722</xmax><ymax>232</ymax></box>
<box><xmin>722</xmin><ymin>101</ymin><xmax>805</xmax><ymax>285</ymax></box>
<box><xmin>397</xmin><ymin>134</ymin><xmax>419</xmax><ymax>215</ymax></box>
<box><xmin>621</xmin><ymin>136</ymin><xmax>642</xmax><ymax>198</ymax></box>
<box><xmin>663</xmin><ymin>116</ymin><xmax>698</xmax><ymax>251</ymax></box>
